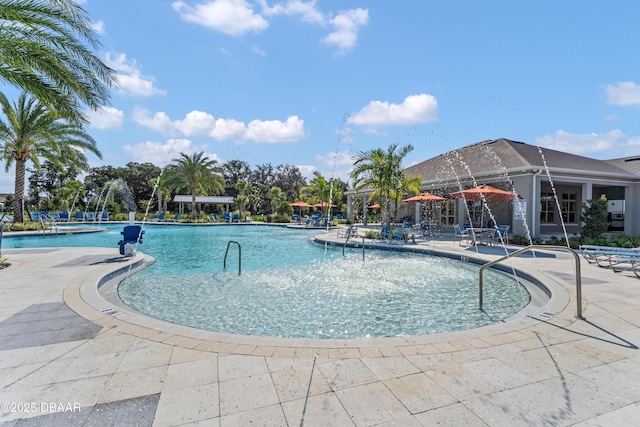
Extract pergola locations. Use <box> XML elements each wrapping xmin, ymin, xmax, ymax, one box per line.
<box><xmin>172</xmin><ymin>195</ymin><xmax>235</xmax><ymax>213</ymax></box>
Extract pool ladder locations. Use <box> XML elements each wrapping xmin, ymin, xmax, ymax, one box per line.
<box><xmin>224</xmin><ymin>240</ymin><xmax>241</xmax><ymax>275</ymax></box>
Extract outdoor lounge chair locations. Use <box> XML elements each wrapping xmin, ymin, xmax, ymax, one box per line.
<box><xmin>75</xmin><ymin>211</ymin><xmax>83</xmax><ymax>221</ymax></box>
<box><xmin>165</xmin><ymin>213</ymin><xmax>180</xmax><ymax>222</ymax></box>
<box><xmin>487</xmin><ymin>225</ymin><xmax>510</xmax><ymax>246</ymax></box>
<box><xmin>609</xmin><ymin>254</ymin><xmax>640</xmax><ymax>277</ymax></box>
<box><xmin>454</xmin><ymin>224</ymin><xmax>472</xmax><ymax>246</ymax></box>
<box><xmin>337</xmin><ymin>224</ymin><xmax>359</xmax><ymax>238</ymax></box>
<box><xmin>224</xmin><ymin>212</ymin><xmax>232</xmax><ymax>222</ymax></box>
<box><xmin>210</xmin><ymin>213</ymin><xmax>218</xmax><ymax>222</ymax></box>
<box><xmin>85</xmin><ymin>212</ymin><xmax>95</xmax><ymax>221</ymax></box>
<box><xmin>378</xmin><ymin>226</ymin><xmax>391</xmax><ymax>240</ymax></box>
<box><xmin>579</xmin><ymin>245</ymin><xmax>640</xmax><ymax>266</ymax></box>
<box><xmin>59</xmin><ymin>211</ymin><xmax>70</xmax><ymax>222</ymax></box>
<box><xmin>118</xmin><ymin>225</ymin><xmax>144</xmax><ymax>256</ymax></box>
<box><xmin>391</xmin><ymin>227</ymin><xmax>406</xmax><ymax>244</ymax></box>
<box><xmin>101</xmin><ymin>212</ymin><xmax>109</xmax><ymax>221</ymax></box>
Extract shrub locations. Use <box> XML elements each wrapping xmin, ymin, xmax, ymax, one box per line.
<box><xmin>581</xmin><ymin>196</ymin><xmax>608</xmax><ymax>238</ymax></box>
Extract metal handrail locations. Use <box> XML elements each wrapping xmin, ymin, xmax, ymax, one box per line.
<box><xmin>479</xmin><ymin>245</ymin><xmax>583</xmax><ymax>319</ymax></box>
<box><xmin>223</xmin><ymin>240</ymin><xmax>241</xmax><ymax>275</ymax></box>
<box><xmin>38</xmin><ymin>213</ymin><xmax>58</xmax><ymax>236</ymax></box>
<box><xmin>342</xmin><ymin>233</ymin><xmax>365</xmax><ymax>261</ymax></box>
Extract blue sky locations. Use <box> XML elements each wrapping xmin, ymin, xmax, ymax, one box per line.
<box><xmin>2</xmin><ymin>0</ymin><xmax>640</xmax><ymax>193</ymax></box>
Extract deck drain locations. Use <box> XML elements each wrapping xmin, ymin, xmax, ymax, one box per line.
<box><xmin>536</xmin><ymin>311</ymin><xmax>558</xmax><ymax>319</ymax></box>
<box><xmin>101</xmin><ymin>308</ymin><xmax>125</xmax><ymax>318</ymax></box>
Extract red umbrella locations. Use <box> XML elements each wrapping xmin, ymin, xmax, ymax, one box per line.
<box><xmin>403</xmin><ymin>192</ymin><xmax>447</xmax><ymax>203</ymax></box>
<box><xmin>449</xmin><ymin>184</ymin><xmax>521</xmax><ymax>227</ymax></box>
<box><xmin>289</xmin><ymin>201</ymin><xmax>309</xmax><ymax>207</ymax></box>
<box><xmin>449</xmin><ymin>185</ymin><xmax>520</xmax><ymax>201</ymax></box>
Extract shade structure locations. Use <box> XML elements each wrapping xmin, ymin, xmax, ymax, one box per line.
<box><xmin>312</xmin><ymin>202</ymin><xmax>336</xmax><ymax>208</ymax></box>
<box><xmin>403</xmin><ymin>192</ymin><xmax>447</xmax><ymax>203</ymax></box>
<box><xmin>449</xmin><ymin>184</ymin><xmax>521</xmax><ymax>201</ymax></box>
<box><xmin>289</xmin><ymin>201</ymin><xmax>309</xmax><ymax>207</ymax></box>
<box><xmin>449</xmin><ymin>184</ymin><xmax>521</xmax><ymax>227</ymax></box>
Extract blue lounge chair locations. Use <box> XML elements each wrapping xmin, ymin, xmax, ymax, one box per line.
<box><xmin>391</xmin><ymin>227</ymin><xmax>406</xmax><ymax>244</ymax></box>
<box><xmin>101</xmin><ymin>212</ymin><xmax>109</xmax><ymax>221</ymax></box>
<box><xmin>29</xmin><ymin>212</ymin><xmax>40</xmax><ymax>221</ymax></box>
<box><xmin>85</xmin><ymin>212</ymin><xmax>95</xmax><ymax>221</ymax></box>
<box><xmin>166</xmin><ymin>213</ymin><xmax>180</xmax><ymax>222</ymax></box>
<box><xmin>59</xmin><ymin>211</ymin><xmax>70</xmax><ymax>222</ymax></box>
<box><xmin>224</xmin><ymin>212</ymin><xmax>231</xmax><ymax>222</ymax></box>
<box><xmin>487</xmin><ymin>225</ymin><xmax>510</xmax><ymax>246</ymax></box>
<box><xmin>75</xmin><ymin>211</ymin><xmax>83</xmax><ymax>221</ymax></box>
<box><xmin>118</xmin><ymin>225</ymin><xmax>144</xmax><ymax>256</ymax></box>
<box><xmin>210</xmin><ymin>213</ymin><xmax>218</xmax><ymax>222</ymax></box>
<box><xmin>379</xmin><ymin>226</ymin><xmax>391</xmax><ymax>240</ymax></box>
<box><xmin>232</xmin><ymin>213</ymin><xmax>240</xmax><ymax>222</ymax></box>
<box><xmin>454</xmin><ymin>224</ymin><xmax>471</xmax><ymax>246</ymax></box>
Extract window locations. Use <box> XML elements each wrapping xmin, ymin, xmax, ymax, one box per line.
<box><xmin>561</xmin><ymin>193</ymin><xmax>578</xmax><ymax>223</ymax></box>
<box><xmin>540</xmin><ymin>192</ymin><xmax>555</xmax><ymax>224</ymax></box>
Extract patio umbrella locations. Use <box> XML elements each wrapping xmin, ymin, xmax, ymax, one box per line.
<box><xmin>402</xmin><ymin>192</ymin><xmax>447</xmax><ymax>203</ymax></box>
<box><xmin>449</xmin><ymin>185</ymin><xmax>520</xmax><ymax>202</ymax></box>
<box><xmin>312</xmin><ymin>202</ymin><xmax>336</xmax><ymax>208</ymax></box>
<box><xmin>403</xmin><ymin>192</ymin><xmax>447</xmax><ymax>225</ymax></box>
<box><xmin>289</xmin><ymin>201</ymin><xmax>309</xmax><ymax>216</ymax></box>
<box><xmin>368</xmin><ymin>203</ymin><xmax>381</xmax><ymax>209</ymax></box>
<box><xmin>449</xmin><ymin>184</ymin><xmax>521</xmax><ymax>227</ymax></box>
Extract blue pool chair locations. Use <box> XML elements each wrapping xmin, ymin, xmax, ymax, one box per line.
<box><xmin>210</xmin><ymin>213</ymin><xmax>218</xmax><ymax>222</ymax></box>
<box><xmin>379</xmin><ymin>226</ymin><xmax>391</xmax><ymax>240</ymax></box>
<box><xmin>101</xmin><ymin>212</ymin><xmax>109</xmax><ymax>221</ymax></box>
<box><xmin>75</xmin><ymin>211</ymin><xmax>83</xmax><ymax>221</ymax></box>
<box><xmin>454</xmin><ymin>224</ymin><xmax>472</xmax><ymax>246</ymax></box>
<box><xmin>224</xmin><ymin>212</ymin><xmax>232</xmax><ymax>222</ymax></box>
<box><xmin>85</xmin><ymin>212</ymin><xmax>95</xmax><ymax>221</ymax></box>
<box><xmin>59</xmin><ymin>211</ymin><xmax>70</xmax><ymax>222</ymax></box>
<box><xmin>118</xmin><ymin>225</ymin><xmax>144</xmax><ymax>256</ymax></box>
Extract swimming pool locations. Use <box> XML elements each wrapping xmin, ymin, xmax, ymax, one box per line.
<box><xmin>4</xmin><ymin>223</ymin><xmax>531</xmax><ymax>339</ymax></box>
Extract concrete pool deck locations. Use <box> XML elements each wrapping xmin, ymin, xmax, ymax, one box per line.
<box><xmin>1</xmin><ymin>231</ymin><xmax>640</xmax><ymax>426</ymax></box>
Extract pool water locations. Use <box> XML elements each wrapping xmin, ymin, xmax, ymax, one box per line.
<box><xmin>5</xmin><ymin>224</ymin><xmax>531</xmax><ymax>339</ymax></box>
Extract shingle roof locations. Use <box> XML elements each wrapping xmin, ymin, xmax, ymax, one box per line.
<box><xmin>606</xmin><ymin>156</ymin><xmax>640</xmax><ymax>175</ymax></box>
<box><xmin>404</xmin><ymin>138</ymin><xmax>637</xmax><ymax>183</ymax></box>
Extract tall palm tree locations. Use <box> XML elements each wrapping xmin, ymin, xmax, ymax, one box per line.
<box><xmin>350</xmin><ymin>143</ymin><xmax>416</xmax><ymax>226</ymax></box>
<box><xmin>0</xmin><ymin>92</ymin><xmax>101</xmax><ymax>222</ymax></box>
<box><xmin>234</xmin><ymin>180</ymin><xmax>250</xmax><ymax>217</ymax></box>
<box><xmin>163</xmin><ymin>152</ymin><xmax>224</xmax><ymax>220</ymax></box>
<box><xmin>0</xmin><ymin>0</ymin><xmax>116</xmax><ymax>122</ymax></box>
<box><xmin>300</xmin><ymin>171</ymin><xmax>335</xmax><ymax>218</ymax></box>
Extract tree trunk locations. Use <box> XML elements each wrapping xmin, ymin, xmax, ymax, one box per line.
<box><xmin>191</xmin><ymin>190</ymin><xmax>197</xmax><ymax>220</ymax></box>
<box><xmin>13</xmin><ymin>159</ymin><xmax>26</xmax><ymax>222</ymax></box>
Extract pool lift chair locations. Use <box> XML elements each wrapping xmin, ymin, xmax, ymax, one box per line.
<box><xmin>118</xmin><ymin>225</ymin><xmax>144</xmax><ymax>257</ymax></box>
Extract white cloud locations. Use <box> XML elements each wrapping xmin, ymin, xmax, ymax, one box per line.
<box><xmin>605</xmin><ymin>81</ymin><xmax>640</xmax><ymax>107</ymax></box>
<box><xmin>132</xmin><ymin>107</ymin><xmax>176</xmax><ymax>136</ymax></box>
<box><xmin>91</xmin><ymin>20</ymin><xmax>105</xmax><ymax>35</ymax></box>
<box><xmin>122</xmin><ymin>139</ymin><xmax>219</xmax><ymax>166</ymax></box>
<box><xmin>133</xmin><ymin>107</ymin><xmax>307</xmax><ymax>143</ymax></box>
<box><xmin>348</xmin><ymin>94</ymin><xmax>438</xmax><ymax>126</ymax></box>
<box><xmin>321</xmin><ymin>8</ymin><xmax>369</xmax><ymax>54</ymax></box>
<box><xmin>535</xmin><ymin>129</ymin><xmax>640</xmax><ymax>158</ymax></box>
<box><xmin>175</xmin><ymin>110</ymin><xmax>217</xmax><ymax>136</ymax></box>
<box><xmin>313</xmin><ymin>151</ymin><xmax>354</xmax><ymax>183</ymax></box>
<box><xmin>105</xmin><ymin>52</ymin><xmax>167</xmax><ymax>97</ymax></box>
<box><xmin>86</xmin><ymin>106</ymin><xmax>125</xmax><ymax>130</ymax></box>
<box><xmin>175</xmin><ymin>0</ymin><xmax>368</xmax><ymax>53</ymax></box>
<box><xmin>245</xmin><ymin>115</ymin><xmax>306</xmax><ymax>143</ymax></box>
<box><xmin>172</xmin><ymin>0</ymin><xmax>269</xmax><ymax>36</ymax></box>
<box><xmin>260</xmin><ymin>0</ymin><xmax>325</xmax><ymax>25</ymax></box>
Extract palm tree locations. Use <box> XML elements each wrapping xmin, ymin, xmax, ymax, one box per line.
<box><xmin>0</xmin><ymin>0</ymin><xmax>116</xmax><ymax>122</ymax></box>
<box><xmin>350</xmin><ymin>143</ymin><xmax>416</xmax><ymax>226</ymax></box>
<box><xmin>234</xmin><ymin>180</ymin><xmax>250</xmax><ymax>217</ymax></box>
<box><xmin>163</xmin><ymin>152</ymin><xmax>224</xmax><ymax>220</ymax></box>
<box><xmin>0</xmin><ymin>92</ymin><xmax>101</xmax><ymax>222</ymax></box>
<box><xmin>268</xmin><ymin>186</ymin><xmax>285</xmax><ymax>215</ymax></box>
<box><xmin>300</xmin><ymin>171</ymin><xmax>336</xmax><ymax>218</ymax></box>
